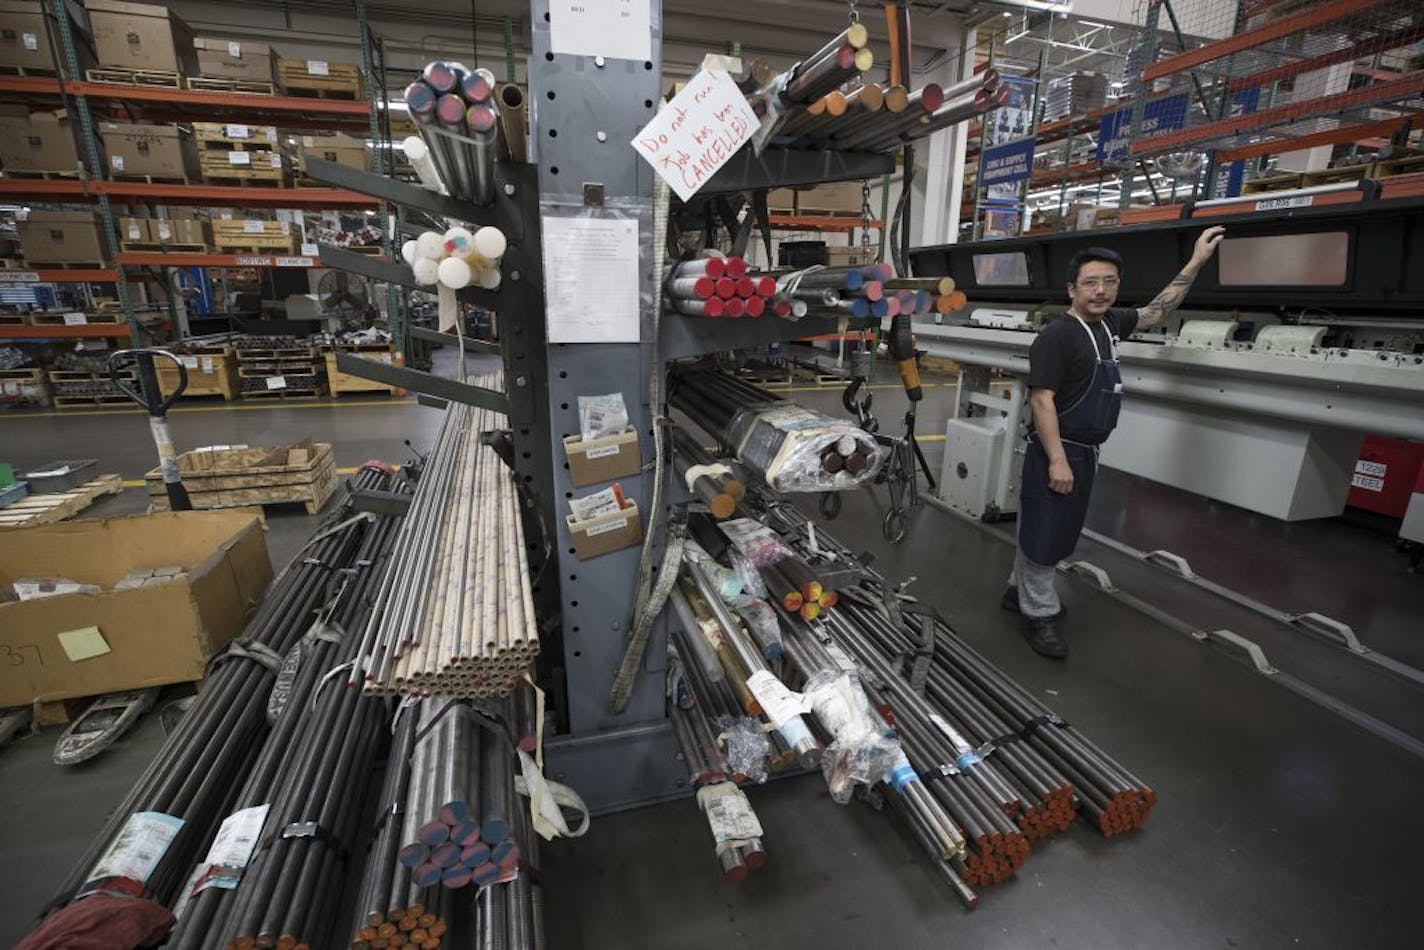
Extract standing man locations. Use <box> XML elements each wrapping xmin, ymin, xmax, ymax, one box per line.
<box><xmin>1005</xmin><ymin>226</ymin><xmax>1226</xmax><ymax>657</ymax></box>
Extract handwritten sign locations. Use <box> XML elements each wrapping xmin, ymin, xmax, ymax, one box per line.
<box><xmin>631</xmin><ymin>70</ymin><xmax>758</xmax><ymax>202</ymax></box>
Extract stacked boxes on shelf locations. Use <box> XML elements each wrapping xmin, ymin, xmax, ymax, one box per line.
<box><xmin>17</xmin><ymin>211</ymin><xmax>105</xmax><ymax>266</ymax></box>
<box><xmin>195</xmin><ymin>121</ymin><xmax>290</xmax><ymax>185</ymax></box>
<box><xmin>117</xmin><ymin>212</ymin><xmax>212</xmax><ymax>252</ymax></box>
<box><xmin>86</xmin><ymin>0</ymin><xmax>197</xmax><ymax>87</ymax></box>
<box><xmin>99</xmin><ymin>121</ymin><xmax>200</xmax><ymax>183</ymax></box>
<box><xmin>235</xmin><ymin>337</ymin><xmax>324</xmax><ymax>398</ymax></box>
<box><xmin>276</xmin><ymin>57</ymin><xmax>363</xmax><ymax>99</ymax></box>
<box><xmin>158</xmin><ymin>344</ymin><xmax>238</xmax><ymax>400</ymax></box>
<box><xmin>0</xmin><ymin>107</ymin><xmax>83</xmax><ymax>176</ymax></box>
<box><xmin>190</xmin><ymin>37</ymin><xmax>278</xmax><ymax>93</ymax></box>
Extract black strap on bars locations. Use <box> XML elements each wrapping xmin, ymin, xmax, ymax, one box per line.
<box><xmin>280</xmin><ymin>820</ymin><xmax>350</xmax><ymax>862</ymax></box>
<box><xmin>1021</xmin><ymin>713</ymin><xmax>1069</xmax><ymax>739</ymax></box>
<box><xmin>206</xmin><ymin>638</ymin><xmax>283</xmax><ymax>675</ymax></box>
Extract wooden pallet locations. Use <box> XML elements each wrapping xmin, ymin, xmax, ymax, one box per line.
<box><xmin>236</xmin><ymin>347</ymin><xmax>315</xmax><ymax>359</ymax></box>
<box><xmin>1242</xmin><ymin>173</ymin><xmax>1303</xmax><ymax>194</ymax></box>
<box><xmin>0</xmin><ymin>314</ymin><xmax>27</xmax><ymax>326</ymax></box>
<box><xmin>277</xmin><ymin>61</ymin><xmax>362</xmax><ymax>99</ymax></box>
<box><xmin>0</xmin><ymin>474</ymin><xmax>124</xmax><ymax>528</ymax></box>
<box><xmin>0</xmin><ymin>170</ymin><xmax>80</xmax><ymax>179</ymax></box>
<box><xmin>193</xmin><ymin>121</ymin><xmax>281</xmax><ymax>150</ymax></box>
<box><xmin>159</xmin><ymin>349</ymin><xmax>239</xmax><ymax>401</ymax></box>
<box><xmin>53</xmin><ymin>394</ymin><xmax>132</xmax><ymax>408</ymax></box>
<box><xmin>0</xmin><ymin>64</ymin><xmax>58</xmax><ymax>77</ymax></box>
<box><xmin>121</xmin><ymin>241</ymin><xmax>210</xmax><ymax>253</ymax></box>
<box><xmin>324</xmin><ymin>348</ymin><xmax>398</xmax><ymax>396</ymax></box>
<box><xmin>28</xmin><ymin>312</ymin><xmax>123</xmax><ymax>326</ymax></box>
<box><xmin>240</xmin><ymin>387</ymin><xmax>326</xmax><ymax>400</ymax></box>
<box><xmin>87</xmin><ymin>67</ymin><xmax>182</xmax><ymax>88</ymax></box>
<box><xmin>146</xmin><ymin>442</ymin><xmax>337</xmax><ymax>515</ymax></box>
<box><xmin>1371</xmin><ymin>153</ymin><xmax>1424</xmax><ymax>179</ymax></box>
<box><xmin>238</xmin><ymin>362</ymin><xmax>319</xmax><ymax>377</ymax></box>
<box><xmin>1301</xmin><ymin>164</ymin><xmax>1371</xmax><ymax>188</ymax></box>
<box><xmin>0</xmin><ymin>367</ymin><xmax>47</xmax><ymax>405</ymax></box>
<box><xmin>200</xmin><ymin>173</ymin><xmax>290</xmax><ymax>187</ymax></box>
<box><xmin>186</xmin><ymin>76</ymin><xmax>276</xmax><ymax>95</ymax></box>
<box><xmin>111</xmin><ymin>172</ymin><xmax>193</xmax><ymax>185</ymax></box>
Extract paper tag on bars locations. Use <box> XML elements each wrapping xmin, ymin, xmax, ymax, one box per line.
<box><xmin>63</xmin><ymin>312</ymin><xmax>88</xmax><ymax>325</ymax></box>
<box><xmin>266</xmin><ymin>376</ymin><xmax>287</xmax><ymax>390</ymax></box>
<box><xmin>86</xmin><ymin>812</ymin><xmax>184</xmax><ymax>885</ymax></box>
<box><xmin>745</xmin><ymin>669</ymin><xmax>811</xmax><ymax>728</ymax></box>
<box><xmin>696</xmin><ymin>782</ymin><xmax>762</xmax><ymax>844</ymax></box>
<box><xmin>226</xmin><ymin>123</ymin><xmax>249</xmax><ymax>139</ymax></box>
<box><xmin>228</xmin><ymin>41</ymin><xmax>241</xmax><ymax>58</ymax></box>
<box><xmin>630</xmin><ymin>68</ymin><xmax>758</xmax><ymax>202</ymax></box>
<box><xmin>270</xmin><ymin>154</ymin><xmax>282</xmax><ymax>168</ymax></box>
<box><xmin>243</xmin><ymin>219</ymin><xmax>265</xmax><ymax>234</ymax></box>
<box><xmin>228</xmin><ymin>151</ymin><xmax>251</xmax><ymax>166</ymax></box>
<box><xmin>192</xmin><ymin>804</ymin><xmax>269</xmax><ymax>893</ymax></box>
<box><xmin>307</xmin><ymin>60</ymin><xmax>329</xmax><ymax>76</ymax></box>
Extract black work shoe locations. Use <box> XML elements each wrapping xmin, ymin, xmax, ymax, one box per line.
<box><xmin>1023</xmin><ymin>618</ymin><xmax>1069</xmax><ymax>659</ymax></box>
<box><xmin>1000</xmin><ymin>587</ymin><xmax>1066</xmax><ymax>620</ymax></box>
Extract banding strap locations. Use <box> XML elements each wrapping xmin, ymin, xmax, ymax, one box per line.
<box><xmin>207</xmin><ymin>639</ymin><xmax>283</xmax><ymax>674</ymax></box>
<box><xmin>684</xmin><ymin>462</ymin><xmax>732</xmax><ymax>493</ymax></box>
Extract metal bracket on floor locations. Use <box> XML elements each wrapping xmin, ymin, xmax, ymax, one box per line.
<box><xmin>1061</xmin><ymin>560</ymin><xmax>1117</xmax><ymax>592</ymax></box>
<box><xmin>1146</xmin><ymin>549</ymin><xmax>1196</xmax><ymax>579</ymax></box>
<box><xmin>1288</xmin><ymin>612</ymin><xmax>1367</xmax><ymax>655</ymax></box>
<box><xmin>1191</xmin><ymin>628</ymin><xmax>1277</xmax><ymax>675</ymax></box>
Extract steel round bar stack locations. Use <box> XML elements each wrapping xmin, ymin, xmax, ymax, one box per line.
<box><xmin>403</xmin><ymin>61</ymin><xmax>500</xmax><ymax>204</ymax></box>
<box><xmin>776</xmin><ymin>263</ymin><xmax>892</xmax><ymax>319</ymax></box>
<box><xmin>201</xmin><ymin>480</ymin><xmax>407</xmax><ymax>949</ymax></box>
<box><xmin>350</xmin><ymin>697</ymin><xmax>539</xmax><ymax>948</ymax></box>
<box><xmin>666</xmin><ymin>255</ymin><xmax>779</xmax><ymax>319</ymax></box>
<box><xmin>765</xmin><ymin>500</ymin><xmax>1155</xmax><ymax>839</ymax></box>
<box><xmin>670</xmin><ymin>423</ymin><xmax>745</xmax><ymax>520</ymax></box>
<box><xmin>32</xmin><ymin>482</ymin><xmax>381</xmax><ymax>927</ymax></box>
<box><xmin>166</xmin><ymin>467</ymin><xmax>408</xmax><ymax>947</ymax></box>
<box><xmin>356</xmin><ymin>376</ymin><xmax>541</xmax><ymax>699</ymax></box>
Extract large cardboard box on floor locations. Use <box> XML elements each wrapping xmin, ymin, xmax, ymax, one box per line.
<box><xmin>0</xmin><ymin>109</ymin><xmax>82</xmax><ymax>174</ymax></box>
<box><xmin>19</xmin><ymin>210</ymin><xmax>106</xmax><ymax>263</ymax></box>
<box><xmin>87</xmin><ymin>0</ymin><xmax>197</xmax><ymax>74</ymax></box>
<box><xmin>100</xmin><ymin>121</ymin><xmax>199</xmax><ymax>180</ymax></box>
<box><xmin>194</xmin><ymin>36</ymin><xmax>276</xmax><ymax>83</ymax></box>
<box><xmin>0</xmin><ymin>510</ymin><xmax>273</xmax><ymax>707</ymax></box>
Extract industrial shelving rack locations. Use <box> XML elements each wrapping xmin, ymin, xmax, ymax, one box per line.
<box><xmin>313</xmin><ymin>0</ymin><xmax>892</xmax><ymax>812</ymax></box>
<box><xmin>0</xmin><ymin>0</ymin><xmax>398</xmax><ymax>346</ymax></box>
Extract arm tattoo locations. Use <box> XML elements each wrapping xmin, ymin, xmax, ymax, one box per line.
<box><xmin>1138</xmin><ymin>268</ymin><xmax>1197</xmax><ymax>325</ymax></box>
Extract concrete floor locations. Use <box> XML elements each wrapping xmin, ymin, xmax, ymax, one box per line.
<box><xmin>2</xmin><ymin>357</ymin><xmax>1422</xmax><ymax>948</ymax></box>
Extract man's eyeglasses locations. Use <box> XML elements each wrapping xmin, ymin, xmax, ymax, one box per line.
<box><xmin>1075</xmin><ymin>277</ymin><xmax>1120</xmax><ymax>290</ymax></box>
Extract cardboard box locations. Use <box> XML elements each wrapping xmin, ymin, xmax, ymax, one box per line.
<box><xmin>824</xmin><ymin>246</ymin><xmax>878</xmax><ymax>268</ymax></box>
<box><xmin>0</xmin><ymin>110</ymin><xmax>80</xmax><ymax>173</ymax></box>
<box><xmin>153</xmin><ymin>218</ymin><xmax>211</xmax><ymax>246</ymax></box>
<box><xmin>117</xmin><ymin>215</ymin><xmax>152</xmax><ymax>244</ymax></box>
<box><xmin>0</xmin><ymin>510</ymin><xmax>273</xmax><ymax>707</ymax></box>
<box><xmin>194</xmin><ymin>36</ymin><xmax>276</xmax><ymax>83</ymax></box>
<box><xmin>567</xmin><ymin>502</ymin><xmax>642</xmax><ymax>560</ymax></box>
<box><xmin>0</xmin><ymin>0</ymin><xmax>63</xmax><ymax>72</ymax></box>
<box><xmin>562</xmin><ymin>429</ymin><xmax>642</xmax><ymax>488</ymax></box>
<box><xmin>87</xmin><ymin>0</ymin><xmax>196</xmax><ymax>73</ymax></box>
<box><xmin>299</xmin><ymin>132</ymin><xmax>367</xmax><ymax>173</ymax></box>
<box><xmin>100</xmin><ymin>121</ymin><xmax>198</xmax><ymax>180</ymax></box>
<box><xmin>19</xmin><ymin>211</ymin><xmax>105</xmax><ymax>263</ymax></box>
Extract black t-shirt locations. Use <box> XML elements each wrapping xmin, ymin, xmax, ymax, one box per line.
<box><xmin>1026</xmin><ymin>308</ymin><xmax>1138</xmax><ymax>415</ymax></box>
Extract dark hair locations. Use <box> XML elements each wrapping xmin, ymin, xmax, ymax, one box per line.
<box><xmin>1067</xmin><ymin>247</ymin><xmax>1123</xmax><ymax>285</ymax></box>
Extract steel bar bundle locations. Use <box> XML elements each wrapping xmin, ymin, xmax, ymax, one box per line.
<box><xmin>350</xmin><ymin>696</ymin><xmax>540</xmax><ymax>948</ymax></box>
<box><xmin>357</xmin><ymin>376</ymin><xmax>541</xmax><ymax>698</ymax></box>
<box><xmin>167</xmin><ymin>468</ymin><xmax>408</xmax><ymax>947</ymax></box>
<box><xmin>403</xmin><ymin>61</ymin><xmax>500</xmax><ymax>205</ymax></box>
<box><xmin>669</xmin><ymin>367</ymin><xmax>883</xmax><ymax>492</ymax></box>
<box><xmin>666</xmin><ymin>254</ymin><xmax>779</xmax><ymax>319</ymax></box>
<box><xmin>668</xmin><ymin>652</ymin><xmax>770</xmax><ymax>885</ymax></box>
<box><xmin>764</xmin><ymin>501</ymin><xmax>1155</xmax><ymax>839</ymax></box>
<box><xmin>777</xmin><ymin>263</ymin><xmax>891</xmax><ymax>319</ymax></box>
<box><xmin>33</xmin><ymin>473</ymin><xmax>388</xmax><ymax>927</ymax></box>
<box><xmin>670</xmin><ymin>424</ymin><xmax>745</xmax><ymax>519</ymax></box>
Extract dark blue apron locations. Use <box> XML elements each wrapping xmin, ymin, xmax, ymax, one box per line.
<box><xmin>1019</xmin><ymin>316</ymin><xmax>1123</xmax><ymax>566</ymax></box>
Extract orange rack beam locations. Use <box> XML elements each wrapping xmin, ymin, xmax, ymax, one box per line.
<box><xmin>31</xmin><ymin>269</ymin><xmax>120</xmax><ymax>282</ymax></box>
<box><xmin>1132</xmin><ymin>71</ymin><xmax>1424</xmax><ymax>154</ymax></box>
<box><xmin>0</xmin><ymin>323</ymin><xmax>132</xmax><ymax>339</ymax></box>
<box><xmin>768</xmin><ymin>215</ymin><xmax>884</xmax><ymax>232</ymax></box>
<box><xmin>1215</xmin><ymin>118</ymin><xmax>1411</xmax><ymax>163</ymax></box>
<box><xmin>0</xmin><ymin>178</ymin><xmax>378</xmax><ymax>210</ymax></box>
<box><xmin>1143</xmin><ymin>0</ymin><xmax>1392</xmax><ymax>81</ymax></box>
<box><xmin>117</xmin><ymin>252</ymin><xmax>324</xmax><ymax>268</ymax></box>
